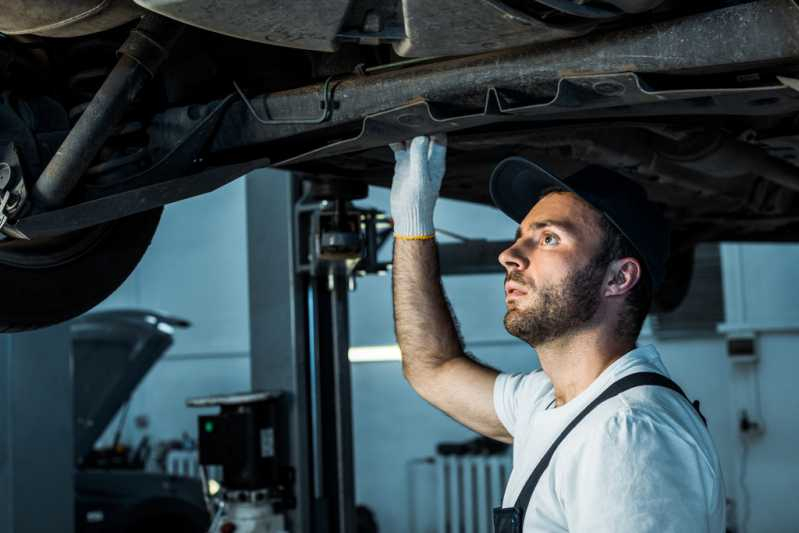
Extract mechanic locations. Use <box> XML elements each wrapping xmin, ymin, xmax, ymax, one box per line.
<box><xmin>389</xmin><ymin>135</ymin><xmax>726</xmax><ymax>532</ymax></box>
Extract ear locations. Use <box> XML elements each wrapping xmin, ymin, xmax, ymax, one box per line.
<box><xmin>603</xmin><ymin>257</ymin><xmax>641</xmax><ymax>298</ymax></box>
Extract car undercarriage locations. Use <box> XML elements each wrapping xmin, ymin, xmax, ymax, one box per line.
<box><xmin>2</xmin><ymin>0</ymin><xmax>799</xmax><ymax>330</ymax></box>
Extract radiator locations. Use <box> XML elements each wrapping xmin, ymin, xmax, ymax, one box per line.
<box><xmin>433</xmin><ymin>453</ymin><xmax>513</xmax><ymax>533</ymax></box>
<box><xmin>165</xmin><ymin>449</ymin><xmax>222</xmax><ymax>480</ymax></box>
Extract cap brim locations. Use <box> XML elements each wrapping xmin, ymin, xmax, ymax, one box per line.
<box><xmin>489</xmin><ymin>157</ymin><xmax>577</xmax><ymax>224</ymax></box>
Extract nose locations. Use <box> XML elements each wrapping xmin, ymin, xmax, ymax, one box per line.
<box><xmin>498</xmin><ymin>242</ymin><xmax>529</xmax><ymax>273</ymax></box>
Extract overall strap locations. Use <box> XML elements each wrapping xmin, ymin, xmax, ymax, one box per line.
<box><xmin>512</xmin><ymin>371</ymin><xmax>706</xmax><ymax>513</ymax></box>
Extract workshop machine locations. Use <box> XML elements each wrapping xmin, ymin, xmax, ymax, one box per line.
<box><xmin>188</xmin><ymin>391</ymin><xmax>292</xmax><ymax>533</ymax></box>
<box><xmin>72</xmin><ymin>310</ymin><xmax>209</xmax><ymax>533</ymax></box>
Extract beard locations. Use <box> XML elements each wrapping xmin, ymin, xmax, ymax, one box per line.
<box><xmin>503</xmin><ymin>259</ymin><xmax>606</xmax><ymax>347</ymax></box>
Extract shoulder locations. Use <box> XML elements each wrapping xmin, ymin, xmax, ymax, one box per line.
<box><xmin>493</xmin><ymin>369</ymin><xmax>553</xmax><ymax>436</ymax></box>
<box><xmin>494</xmin><ymin>368</ymin><xmax>553</xmax><ymax>406</ymax></box>
<box><xmin>554</xmin><ymin>405</ymin><xmax>725</xmax><ymax>531</ymax></box>
<box><xmin>557</xmin><ymin>398</ymin><xmax>720</xmax><ymax>483</ymax></box>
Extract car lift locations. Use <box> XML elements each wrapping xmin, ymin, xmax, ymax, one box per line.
<box><xmin>177</xmin><ymin>170</ymin><xmax>508</xmax><ymax>533</ymax></box>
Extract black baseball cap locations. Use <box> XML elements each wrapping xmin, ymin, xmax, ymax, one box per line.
<box><xmin>489</xmin><ymin>157</ymin><xmax>670</xmax><ymax>289</ymax></box>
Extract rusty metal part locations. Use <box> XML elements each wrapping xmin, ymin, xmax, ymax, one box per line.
<box><xmin>640</xmin><ymin>135</ymin><xmax>799</xmax><ymax>197</ymax></box>
<box><xmin>534</xmin><ymin>0</ymin><xmax>624</xmax><ymax>19</ymax></box>
<box><xmin>134</xmin><ymin>0</ymin><xmax>353</xmax><ymax>52</ymax></box>
<box><xmin>233</xmin><ymin>77</ymin><xmax>334</xmax><ymax>125</ymax></box>
<box><xmin>16</xmin><ymin>156</ymin><xmax>270</xmax><ymax>239</ymax></box>
<box><xmin>449</xmin><ymin>124</ymin><xmax>799</xmax><ymax>213</ymax></box>
<box><xmin>31</xmin><ymin>13</ymin><xmax>184</xmax><ymax>211</ymax></box>
<box><xmin>394</xmin><ymin>0</ymin><xmax>591</xmax><ymax>57</ymax></box>
<box><xmin>15</xmin><ymin>76</ymin><xmax>799</xmax><ymax>239</ymax></box>
<box><xmin>16</xmin><ymin>94</ymin><xmax>238</xmax><ymax>239</ymax></box>
<box><xmin>16</xmin><ymin>0</ymin><xmax>799</xmax><ymax>240</ymax></box>
<box><xmin>0</xmin><ymin>0</ymin><xmax>143</xmax><ymax>38</ymax></box>
<box><xmin>265</xmin><ymin>75</ymin><xmax>797</xmax><ymax>170</ymax></box>
<box><xmin>193</xmin><ymin>0</ymin><xmax>799</xmax><ymax>159</ymax></box>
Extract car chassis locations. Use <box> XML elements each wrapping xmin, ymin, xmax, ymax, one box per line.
<box><xmin>2</xmin><ymin>0</ymin><xmax>799</xmax><ymax>325</ymax></box>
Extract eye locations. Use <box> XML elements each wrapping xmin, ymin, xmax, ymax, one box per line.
<box><xmin>542</xmin><ymin>233</ymin><xmax>559</xmax><ymax>246</ymax></box>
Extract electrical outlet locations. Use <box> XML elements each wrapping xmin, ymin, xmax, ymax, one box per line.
<box><xmin>727</xmin><ymin>333</ymin><xmax>758</xmax><ymax>365</ymax></box>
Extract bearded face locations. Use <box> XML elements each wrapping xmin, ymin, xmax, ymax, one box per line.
<box><xmin>503</xmin><ymin>256</ymin><xmax>607</xmax><ymax>346</ymax></box>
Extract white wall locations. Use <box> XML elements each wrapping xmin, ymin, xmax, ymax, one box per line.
<box><xmin>716</xmin><ymin>244</ymin><xmax>799</xmax><ymax>533</ymax></box>
<box><xmin>93</xmin><ymin>178</ymin><xmax>252</xmax><ymax>447</ymax></box>
<box><xmin>98</xmin><ymin>178</ymin><xmax>251</xmax><ymax>355</ymax></box>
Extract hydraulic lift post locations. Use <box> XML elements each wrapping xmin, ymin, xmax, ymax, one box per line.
<box><xmin>244</xmin><ymin>167</ymin><xmax>511</xmax><ymax>532</ymax></box>
<box><xmin>246</xmin><ymin>169</ymin><xmax>362</xmax><ymax>533</ymax></box>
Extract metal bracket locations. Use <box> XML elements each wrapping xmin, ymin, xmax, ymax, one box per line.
<box><xmin>233</xmin><ymin>76</ymin><xmax>335</xmax><ymax>125</ymax></box>
<box><xmin>273</xmin><ymin>73</ymin><xmax>792</xmax><ymax>167</ymax></box>
<box><xmin>10</xmin><ymin>70</ymin><xmax>796</xmax><ymax>239</ymax></box>
<box><xmin>293</xmin><ymin>186</ymin><xmax>391</xmax><ymax>281</ymax></box>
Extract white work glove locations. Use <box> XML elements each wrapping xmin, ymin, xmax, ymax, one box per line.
<box><xmin>389</xmin><ymin>134</ymin><xmax>447</xmax><ymax>239</ymax></box>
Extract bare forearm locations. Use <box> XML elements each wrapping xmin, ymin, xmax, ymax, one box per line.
<box><xmin>387</xmin><ymin>136</ymin><xmax>507</xmax><ymax>441</ymax></box>
<box><xmin>392</xmin><ymin>238</ymin><xmax>506</xmax><ymax>442</ymax></box>
<box><xmin>392</xmin><ymin>238</ymin><xmax>465</xmax><ymax>375</ymax></box>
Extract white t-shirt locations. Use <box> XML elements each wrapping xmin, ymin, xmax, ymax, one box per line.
<box><xmin>493</xmin><ymin>344</ymin><xmax>726</xmax><ymax>532</ymax></box>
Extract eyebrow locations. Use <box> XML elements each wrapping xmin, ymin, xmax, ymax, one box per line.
<box><xmin>515</xmin><ymin>219</ymin><xmax>578</xmax><ymax>240</ymax></box>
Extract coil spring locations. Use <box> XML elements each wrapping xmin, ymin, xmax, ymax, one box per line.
<box><xmin>66</xmin><ymin>39</ymin><xmax>150</xmax><ymax>186</ymax></box>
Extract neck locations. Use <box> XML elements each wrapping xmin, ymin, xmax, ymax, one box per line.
<box><xmin>534</xmin><ymin>327</ymin><xmax>635</xmax><ymax>407</ymax></box>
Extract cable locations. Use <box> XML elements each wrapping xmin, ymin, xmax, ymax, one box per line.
<box><xmin>738</xmin><ymin>438</ymin><xmax>750</xmax><ymax>533</ymax></box>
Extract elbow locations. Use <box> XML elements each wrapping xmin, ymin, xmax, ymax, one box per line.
<box><xmin>401</xmin><ymin>356</ymin><xmax>443</xmax><ymax>401</ymax></box>
<box><xmin>401</xmin><ymin>358</ymin><xmax>422</xmax><ymax>389</ymax></box>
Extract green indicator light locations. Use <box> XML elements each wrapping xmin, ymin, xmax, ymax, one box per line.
<box><xmin>204</xmin><ymin>421</ymin><xmax>214</xmax><ymax>433</ymax></box>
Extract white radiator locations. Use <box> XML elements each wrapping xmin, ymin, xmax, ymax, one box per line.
<box><xmin>433</xmin><ymin>453</ymin><xmax>513</xmax><ymax>533</ymax></box>
<box><xmin>165</xmin><ymin>449</ymin><xmax>222</xmax><ymax>480</ymax></box>
<box><xmin>166</xmin><ymin>449</ymin><xmax>200</xmax><ymax>477</ymax></box>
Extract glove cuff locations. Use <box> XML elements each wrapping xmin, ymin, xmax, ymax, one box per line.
<box><xmin>393</xmin><ymin>205</ymin><xmax>435</xmax><ymax>239</ymax></box>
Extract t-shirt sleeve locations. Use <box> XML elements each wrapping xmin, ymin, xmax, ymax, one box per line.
<box><xmin>493</xmin><ymin>370</ymin><xmax>547</xmax><ymax>437</ymax></box>
<box><xmin>560</xmin><ymin>411</ymin><xmax>722</xmax><ymax>533</ymax></box>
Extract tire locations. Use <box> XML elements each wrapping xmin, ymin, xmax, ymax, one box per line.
<box><xmin>0</xmin><ymin>208</ymin><xmax>162</xmax><ymax>332</ymax></box>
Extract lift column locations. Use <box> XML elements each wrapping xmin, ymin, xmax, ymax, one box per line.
<box><xmin>246</xmin><ymin>170</ymin><xmax>359</xmax><ymax>533</ymax></box>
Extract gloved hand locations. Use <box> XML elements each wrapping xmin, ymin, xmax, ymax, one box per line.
<box><xmin>389</xmin><ymin>134</ymin><xmax>447</xmax><ymax>239</ymax></box>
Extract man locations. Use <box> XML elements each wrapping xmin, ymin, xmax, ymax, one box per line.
<box><xmin>390</xmin><ymin>135</ymin><xmax>725</xmax><ymax>532</ymax></box>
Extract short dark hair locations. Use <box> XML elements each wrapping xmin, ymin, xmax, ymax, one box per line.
<box><xmin>540</xmin><ymin>187</ymin><xmax>652</xmax><ymax>340</ymax></box>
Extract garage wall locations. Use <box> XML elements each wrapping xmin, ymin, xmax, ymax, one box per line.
<box><xmin>93</xmin><ymin>177</ymin><xmax>253</xmax><ymax>447</ymax></box>
<box><xmin>717</xmin><ymin>243</ymin><xmax>799</xmax><ymax>533</ymax></box>
<box><xmin>98</xmin><ymin>178</ymin><xmax>251</xmax><ymax>356</ymax></box>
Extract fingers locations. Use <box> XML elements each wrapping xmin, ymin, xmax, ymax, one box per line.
<box><xmin>409</xmin><ymin>135</ymin><xmax>430</xmax><ymax>174</ymax></box>
<box><xmin>389</xmin><ymin>141</ymin><xmax>408</xmax><ymax>154</ymax></box>
<box><xmin>428</xmin><ymin>133</ymin><xmax>447</xmax><ymax>163</ymax></box>
<box><xmin>409</xmin><ymin>135</ymin><xmax>430</xmax><ymax>154</ymax></box>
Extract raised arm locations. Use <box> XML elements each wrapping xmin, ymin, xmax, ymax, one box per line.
<box><xmin>389</xmin><ymin>135</ymin><xmax>511</xmax><ymax>443</ymax></box>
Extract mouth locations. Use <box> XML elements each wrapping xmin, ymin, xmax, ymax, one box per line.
<box><xmin>504</xmin><ymin>282</ymin><xmax>528</xmax><ymax>300</ymax></box>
